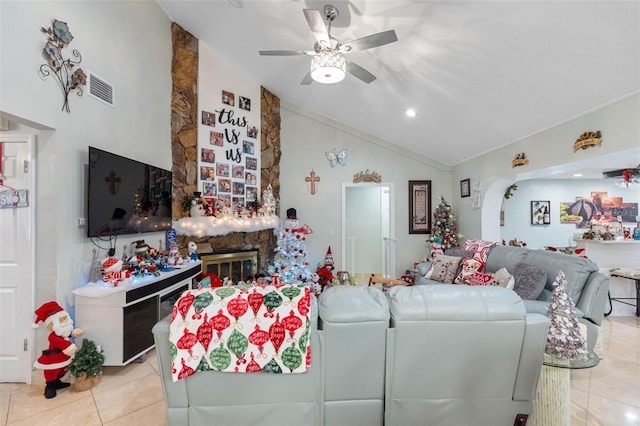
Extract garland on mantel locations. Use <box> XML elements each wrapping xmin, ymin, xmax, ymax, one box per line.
<box><xmin>173</xmin><ymin>216</ymin><xmax>280</xmax><ymax>237</ymax></box>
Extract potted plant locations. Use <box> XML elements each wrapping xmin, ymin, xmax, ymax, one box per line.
<box><xmin>68</xmin><ymin>338</ymin><xmax>105</xmax><ymax>391</ymax></box>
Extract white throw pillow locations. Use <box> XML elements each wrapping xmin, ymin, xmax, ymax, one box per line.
<box><xmin>491</xmin><ymin>267</ymin><xmax>515</xmax><ymax>289</ymax></box>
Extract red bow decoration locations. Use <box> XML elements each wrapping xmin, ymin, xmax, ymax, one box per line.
<box><xmin>291</xmin><ymin>224</ymin><xmax>313</xmax><ymax>234</ymax></box>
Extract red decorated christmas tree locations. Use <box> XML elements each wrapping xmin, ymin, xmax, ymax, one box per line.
<box><xmin>429</xmin><ymin>196</ymin><xmax>459</xmax><ymax>251</ymax></box>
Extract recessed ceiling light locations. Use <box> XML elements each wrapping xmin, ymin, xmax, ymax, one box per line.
<box><xmin>573</xmin><ymin>173</ymin><xmax>583</xmax><ymax>177</ymax></box>
<box><xmin>229</xmin><ymin>0</ymin><xmax>243</xmax><ymax>8</ymax></box>
<box><xmin>406</xmin><ymin>109</ymin><xmax>416</xmax><ymax>118</ymax></box>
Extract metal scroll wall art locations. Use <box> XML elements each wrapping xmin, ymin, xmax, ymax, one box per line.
<box><xmin>39</xmin><ymin>19</ymin><xmax>86</xmax><ymax>113</ymax></box>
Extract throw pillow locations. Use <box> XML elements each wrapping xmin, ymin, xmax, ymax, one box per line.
<box><xmin>444</xmin><ymin>249</ymin><xmax>475</xmax><ymax>278</ymax></box>
<box><xmin>425</xmin><ymin>255</ymin><xmax>462</xmax><ymax>283</ymax></box>
<box><xmin>461</xmin><ymin>239</ymin><xmax>499</xmax><ymax>271</ymax></box>
<box><xmin>512</xmin><ymin>262</ymin><xmax>547</xmax><ymax>300</ymax></box>
<box><xmin>465</xmin><ymin>272</ymin><xmax>494</xmax><ymax>286</ymax></box>
<box><xmin>490</xmin><ymin>267</ymin><xmax>515</xmax><ymax>290</ymax></box>
<box><xmin>454</xmin><ymin>258</ymin><xmax>486</xmax><ymax>284</ymax></box>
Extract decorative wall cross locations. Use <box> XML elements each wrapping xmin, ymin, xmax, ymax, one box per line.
<box><xmin>105</xmin><ymin>171</ymin><xmax>121</xmax><ymax>195</ymax></box>
<box><xmin>305</xmin><ymin>170</ymin><xmax>320</xmax><ymax>195</ymax></box>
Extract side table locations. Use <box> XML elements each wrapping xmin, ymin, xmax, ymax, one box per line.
<box><xmin>606</xmin><ymin>267</ymin><xmax>640</xmax><ymax>317</ymax></box>
<box><xmin>529</xmin><ymin>349</ymin><xmax>599</xmax><ymax>426</ymax></box>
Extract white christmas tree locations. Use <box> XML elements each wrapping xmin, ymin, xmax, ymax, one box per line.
<box><xmin>545</xmin><ymin>271</ymin><xmax>587</xmax><ymax>360</ymax></box>
<box><xmin>268</xmin><ymin>222</ymin><xmax>313</xmax><ymax>284</ymax></box>
<box><xmin>263</xmin><ymin>184</ymin><xmax>276</xmax><ymax>216</ymax></box>
<box><xmin>428</xmin><ymin>196</ymin><xmax>460</xmax><ymax>251</ymax></box>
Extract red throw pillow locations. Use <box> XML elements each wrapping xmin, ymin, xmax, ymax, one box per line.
<box><xmin>465</xmin><ymin>272</ymin><xmax>494</xmax><ymax>286</ymax></box>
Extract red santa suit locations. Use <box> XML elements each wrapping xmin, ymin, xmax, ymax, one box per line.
<box><xmin>32</xmin><ymin>301</ymin><xmax>84</xmax><ymax>398</ymax></box>
<box><xmin>33</xmin><ymin>331</ymin><xmax>76</xmax><ymax>382</ymax></box>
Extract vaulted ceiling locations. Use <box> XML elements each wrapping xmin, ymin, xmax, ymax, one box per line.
<box><xmin>159</xmin><ymin>0</ymin><xmax>639</xmax><ymax>169</ymax></box>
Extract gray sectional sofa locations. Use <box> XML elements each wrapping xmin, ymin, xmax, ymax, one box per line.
<box><xmin>152</xmin><ymin>284</ymin><xmax>550</xmax><ymax>426</ymax></box>
<box><xmin>416</xmin><ymin>244</ymin><xmax>610</xmax><ymax>350</ymax></box>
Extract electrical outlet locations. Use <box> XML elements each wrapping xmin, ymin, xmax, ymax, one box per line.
<box><xmin>77</xmin><ymin>217</ymin><xmax>86</xmax><ymax>227</ymax></box>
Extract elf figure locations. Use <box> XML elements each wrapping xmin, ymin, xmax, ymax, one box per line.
<box><xmin>324</xmin><ymin>246</ymin><xmax>335</xmax><ymax>271</ymax></box>
<box><xmin>32</xmin><ymin>301</ymin><xmax>85</xmax><ymax>398</ymax></box>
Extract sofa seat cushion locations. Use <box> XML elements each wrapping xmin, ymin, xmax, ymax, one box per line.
<box><xmin>386</xmin><ymin>285</ymin><xmax>526</xmax><ymax>321</ymax></box>
<box><xmin>512</xmin><ymin>262</ymin><xmax>547</xmax><ymax>300</ymax></box>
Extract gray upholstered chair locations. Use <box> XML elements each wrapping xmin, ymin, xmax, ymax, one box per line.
<box><xmin>318</xmin><ymin>285</ymin><xmax>390</xmax><ymax>426</ymax></box>
<box><xmin>384</xmin><ymin>284</ymin><xmax>550</xmax><ymax>426</ymax></box>
<box><xmin>152</xmin><ymin>295</ymin><xmax>322</xmax><ymax>426</ymax></box>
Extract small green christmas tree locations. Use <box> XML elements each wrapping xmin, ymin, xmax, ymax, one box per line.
<box><xmin>68</xmin><ymin>338</ymin><xmax>105</xmax><ymax>378</ymax></box>
<box><xmin>428</xmin><ymin>196</ymin><xmax>460</xmax><ymax>251</ymax></box>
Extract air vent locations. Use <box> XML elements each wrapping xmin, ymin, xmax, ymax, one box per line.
<box><xmin>87</xmin><ymin>72</ymin><xmax>114</xmax><ymax>107</ymax></box>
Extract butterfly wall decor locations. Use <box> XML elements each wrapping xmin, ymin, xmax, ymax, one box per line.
<box><xmin>326</xmin><ymin>149</ymin><xmax>347</xmax><ymax>167</ymax></box>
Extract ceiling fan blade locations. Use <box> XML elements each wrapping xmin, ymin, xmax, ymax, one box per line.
<box><xmin>300</xmin><ymin>72</ymin><xmax>314</xmax><ymax>85</ymax></box>
<box><xmin>340</xmin><ymin>30</ymin><xmax>398</xmax><ymax>53</ymax></box>
<box><xmin>303</xmin><ymin>9</ymin><xmax>329</xmax><ymax>44</ymax></box>
<box><xmin>346</xmin><ymin>61</ymin><xmax>376</xmax><ymax>84</ymax></box>
<box><xmin>259</xmin><ymin>50</ymin><xmax>308</xmax><ymax>56</ymax></box>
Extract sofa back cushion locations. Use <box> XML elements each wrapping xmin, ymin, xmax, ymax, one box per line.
<box><xmin>522</xmin><ymin>250</ymin><xmax>599</xmax><ymax>301</ymax></box>
<box><xmin>386</xmin><ymin>284</ymin><xmax>526</xmax><ymax>322</ymax></box>
<box><xmin>484</xmin><ymin>245</ymin><xmax>530</xmax><ymax>274</ymax></box>
<box><xmin>318</xmin><ymin>285</ymin><xmax>389</xmax><ymax>323</ymax></box>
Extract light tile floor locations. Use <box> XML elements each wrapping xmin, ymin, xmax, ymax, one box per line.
<box><xmin>1</xmin><ymin>316</ymin><xmax>638</xmax><ymax>426</ymax></box>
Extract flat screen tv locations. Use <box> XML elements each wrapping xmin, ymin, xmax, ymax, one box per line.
<box><xmin>87</xmin><ymin>146</ymin><xmax>173</xmax><ymax>238</ymax></box>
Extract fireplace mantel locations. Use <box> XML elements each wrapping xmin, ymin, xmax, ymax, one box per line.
<box><xmin>173</xmin><ymin>216</ymin><xmax>280</xmax><ymax>238</ymax></box>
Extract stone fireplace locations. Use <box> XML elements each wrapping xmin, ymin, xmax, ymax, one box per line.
<box><xmin>170</xmin><ymin>23</ymin><xmax>281</xmax><ymax>274</ymax></box>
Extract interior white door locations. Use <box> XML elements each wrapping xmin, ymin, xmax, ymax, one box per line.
<box><xmin>342</xmin><ymin>183</ymin><xmax>394</xmax><ymax>280</ymax></box>
<box><xmin>0</xmin><ymin>135</ymin><xmax>34</xmax><ymax>383</ymax></box>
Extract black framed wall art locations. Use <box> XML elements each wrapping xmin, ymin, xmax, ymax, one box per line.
<box><xmin>409</xmin><ymin>180</ymin><xmax>432</xmax><ymax>234</ymax></box>
<box><xmin>460</xmin><ymin>178</ymin><xmax>471</xmax><ymax>197</ymax></box>
<box><xmin>531</xmin><ymin>200</ymin><xmax>551</xmax><ymax>225</ymax></box>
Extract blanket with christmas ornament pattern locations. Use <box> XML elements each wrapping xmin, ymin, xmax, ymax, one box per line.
<box><xmin>169</xmin><ymin>284</ymin><xmax>312</xmax><ymax>382</ymax></box>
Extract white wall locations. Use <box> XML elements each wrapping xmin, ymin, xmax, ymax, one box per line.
<box><xmin>501</xmin><ymin>179</ymin><xmax>640</xmax><ymax>249</ymax></box>
<box><xmin>198</xmin><ymin>43</ymin><xmax>261</xmax><ymax>209</ymax></box>
<box><xmin>0</xmin><ymin>2</ymin><xmax>172</xmax><ymax>312</ymax></box>
<box><xmin>280</xmin><ymin>104</ymin><xmax>452</xmax><ymax>277</ymax></box>
<box><xmin>453</xmin><ymin>93</ymin><xmax>640</xmax><ymax>243</ymax></box>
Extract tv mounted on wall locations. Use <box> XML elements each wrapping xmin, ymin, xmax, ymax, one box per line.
<box><xmin>87</xmin><ymin>146</ymin><xmax>172</xmax><ymax>238</ymax></box>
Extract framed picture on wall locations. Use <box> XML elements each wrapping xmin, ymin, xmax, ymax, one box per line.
<box><xmin>531</xmin><ymin>200</ymin><xmax>551</xmax><ymax>225</ymax></box>
<box><xmin>409</xmin><ymin>180</ymin><xmax>432</xmax><ymax>234</ymax></box>
<box><xmin>460</xmin><ymin>178</ymin><xmax>471</xmax><ymax>198</ymax></box>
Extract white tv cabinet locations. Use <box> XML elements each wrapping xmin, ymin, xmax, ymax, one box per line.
<box><xmin>73</xmin><ymin>261</ymin><xmax>201</xmax><ymax>366</ymax></box>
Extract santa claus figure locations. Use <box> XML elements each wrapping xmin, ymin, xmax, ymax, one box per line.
<box><xmin>102</xmin><ymin>256</ymin><xmax>131</xmax><ymax>286</ymax></box>
<box><xmin>32</xmin><ymin>301</ymin><xmax>85</xmax><ymax>398</ymax></box>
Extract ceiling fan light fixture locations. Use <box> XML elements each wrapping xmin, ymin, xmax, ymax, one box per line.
<box><xmin>310</xmin><ymin>51</ymin><xmax>346</xmax><ymax>84</ymax></box>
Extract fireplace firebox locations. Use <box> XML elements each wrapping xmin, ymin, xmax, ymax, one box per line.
<box><xmin>200</xmin><ymin>250</ymin><xmax>258</xmax><ymax>282</ymax></box>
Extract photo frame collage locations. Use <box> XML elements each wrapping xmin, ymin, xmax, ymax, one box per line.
<box><xmin>200</xmin><ymin>89</ymin><xmax>259</xmax><ymax>214</ymax></box>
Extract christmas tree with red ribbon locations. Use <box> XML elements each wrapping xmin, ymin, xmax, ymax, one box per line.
<box><xmin>429</xmin><ymin>196</ymin><xmax>460</xmax><ymax>251</ymax></box>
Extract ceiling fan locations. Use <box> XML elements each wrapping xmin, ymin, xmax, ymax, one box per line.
<box><xmin>259</xmin><ymin>4</ymin><xmax>398</xmax><ymax>85</ymax></box>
